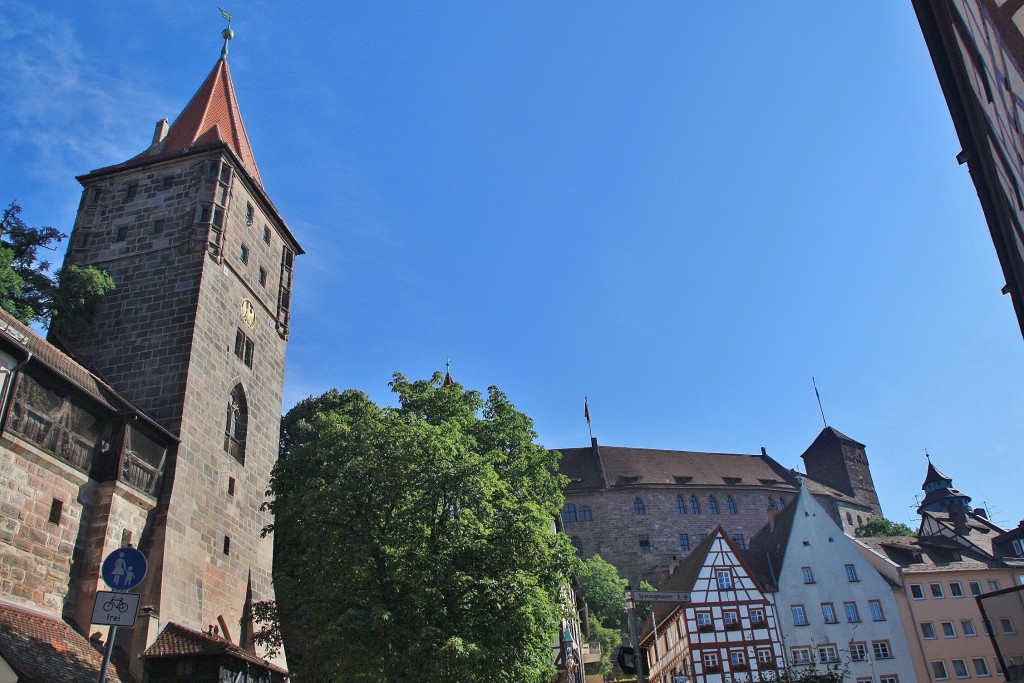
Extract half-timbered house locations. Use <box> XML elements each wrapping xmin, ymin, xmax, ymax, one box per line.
<box><xmin>639</xmin><ymin>527</ymin><xmax>784</xmax><ymax>682</ymax></box>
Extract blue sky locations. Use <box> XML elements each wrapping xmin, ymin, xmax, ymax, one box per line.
<box><xmin>2</xmin><ymin>2</ymin><xmax>1023</xmax><ymax>528</ymax></box>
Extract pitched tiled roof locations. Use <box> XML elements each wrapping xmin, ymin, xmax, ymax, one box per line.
<box><xmin>857</xmin><ymin>535</ymin><xmax>1003</xmax><ymax>571</ymax></box>
<box><xmin>0</xmin><ymin>309</ymin><xmax>176</xmax><ymax>442</ymax></box>
<box><xmin>0</xmin><ymin>599</ymin><xmax>132</xmax><ymax>682</ymax></box>
<box><xmin>922</xmin><ymin>461</ymin><xmax>951</xmax><ymax>487</ymax></box>
<box><xmin>142</xmin><ymin>622</ymin><xmax>286</xmax><ymax>675</ymax></box>
<box><xmin>144</xmin><ymin>58</ymin><xmax>262</xmax><ymax>187</ymax></box>
<box><xmin>742</xmin><ymin>499</ymin><xmax>800</xmax><ymax>590</ymax></box>
<box><xmin>800</xmin><ymin>426</ymin><xmax>865</xmax><ymax>458</ymax></box>
<box><xmin>557</xmin><ymin>443</ymin><xmax>798</xmax><ymax>493</ymax></box>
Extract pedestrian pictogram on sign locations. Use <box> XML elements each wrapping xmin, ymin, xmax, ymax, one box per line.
<box><xmin>101</xmin><ymin>546</ymin><xmax>147</xmax><ymax>591</ymax></box>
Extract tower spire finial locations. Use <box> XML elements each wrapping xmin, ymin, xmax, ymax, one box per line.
<box><xmin>442</xmin><ymin>358</ymin><xmax>454</xmax><ymax>387</ymax></box>
<box><xmin>218</xmin><ymin>8</ymin><xmax>234</xmax><ymax>59</ymax></box>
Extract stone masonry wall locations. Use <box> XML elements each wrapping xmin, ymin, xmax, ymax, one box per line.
<box><xmin>563</xmin><ymin>486</ymin><xmax>797</xmax><ymax>584</ymax></box>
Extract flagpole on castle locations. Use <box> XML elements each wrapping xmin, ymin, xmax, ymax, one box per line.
<box><xmin>584</xmin><ymin>396</ymin><xmax>593</xmax><ymax>441</ymax></box>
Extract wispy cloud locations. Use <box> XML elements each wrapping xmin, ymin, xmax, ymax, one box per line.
<box><xmin>0</xmin><ymin>2</ymin><xmax>171</xmax><ymax>186</ymax></box>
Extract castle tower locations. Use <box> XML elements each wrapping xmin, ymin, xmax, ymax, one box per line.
<box><xmin>800</xmin><ymin>427</ymin><xmax>882</xmax><ymax>516</ymax></box>
<box><xmin>917</xmin><ymin>459</ymin><xmax>972</xmax><ymax>514</ymax></box>
<box><xmin>56</xmin><ymin>34</ymin><xmax>301</xmax><ymax>672</ymax></box>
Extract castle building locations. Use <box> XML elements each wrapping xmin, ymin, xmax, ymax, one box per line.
<box><xmin>0</xmin><ymin>30</ymin><xmax>300</xmax><ymax>681</ymax></box>
<box><xmin>557</xmin><ymin>426</ymin><xmax>882</xmax><ymax>583</ymax></box>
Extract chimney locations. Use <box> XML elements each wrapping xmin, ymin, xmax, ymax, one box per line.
<box><xmin>591</xmin><ymin>437</ymin><xmax>598</xmax><ymax>448</ymax></box>
<box><xmin>761</xmin><ymin>447</ymin><xmax>768</xmax><ymax>456</ymax></box>
<box><xmin>767</xmin><ymin>505</ymin><xmax>777</xmax><ymax>531</ymax></box>
<box><xmin>950</xmin><ymin>504</ymin><xmax>969</xmax><ymax>535</ymax></box>
<box><xmin>152</xmin><ymin>118</ymin><xmax>169</xmax><ymax>145</ymax></box>
<box><xmin>973</xmin><ymin>507</ymin><xmax>988</xmax><ymax>520</ymax></box>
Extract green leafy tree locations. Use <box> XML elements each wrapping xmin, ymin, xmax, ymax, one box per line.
<box><xmin>854</xmin><ymin>517</ymin><xmax>915</xmax><ymax>538</ymax></box>
<box><xmin>257</xmin><ymin>373</ymin><xmax>575</xmax><ymax>683</ymax></box>
<box><xmin>574</xmin><ymin>554</ymin><xmax>656</xmax><ymax>677</ymax></box>
<box><xmin>0</xmin><ymin>201</ymin><xmax>114</xmax><ymax>331</ymax></box>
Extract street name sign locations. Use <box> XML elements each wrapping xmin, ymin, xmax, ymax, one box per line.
<box><xmin>627</xmin><ymin>591</ymin><xmax>690</xmax><ymax>603</ymax></box>
<box><xmin>91</xmin><ymin>591</ymin><xmax>140</xmax><ymax>627</ymax></box>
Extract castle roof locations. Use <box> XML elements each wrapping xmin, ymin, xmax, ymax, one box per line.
<box><xmin>558</xmin><ymin>443</ymin><xmax>797</xmax><ymax>493</ymax></box>
<box><xmin>140</xmin><ymin>57</ymin><xmax>262</xmax><ymax>187</ymax></box>
<box><xmin>0</xmin><ymin>598</ymin><xmax>132</xmax><ymax>682</ymax></box>
<box><xmin>800</xmin><ymin>426</ymin><xmax>865</xmax><ymax>459</ymax></box>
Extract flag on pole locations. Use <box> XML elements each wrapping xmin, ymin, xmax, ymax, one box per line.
<box><xmin>219</xmin><ymin>7</ymin><xmax>233</xmax><ymax>21</ymax></box>
<box><xmin>584</xmin><ymin>397</ymin><xmax>591</xmax><ymax>425</ymax></box>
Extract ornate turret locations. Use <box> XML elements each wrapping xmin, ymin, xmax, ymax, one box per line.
<box><xmin>917</xmin><ymin>458</ymin><xmax>972</xmax><ymax>514</ymax></box>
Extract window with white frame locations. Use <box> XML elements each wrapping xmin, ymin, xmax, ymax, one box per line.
<box><xmin>879</xmin><ymin>677</ymin><xmax>899</xmax><ymax>683</ymax></box>
<box><xmin>930</xmin><ymin>582</ymin><xmax>945</xmax><ymax>598</ymax></box>
<box><xmin>757</xmin><ymin>649</ymin><xmax>773</xmax><ymax>665</ymax></box>
<box><xmin>869</xmin><ymin>600</ymin><xmax>885</xmax><ymax>621</ymax></box>
<box><xmin>723</xmin><ymin>610</ymin><xmax>738</xmax><ymax>627</ymax></box>
<box><xmin>730</xmin><ymin>650</ymin><xmax>745</xmax><ymax>667</ymax></box>
<box><xmin>716</xmin><ymin>570</ymin><xmax>733</xmax><ymax>590</ymax></box>
<box><xmin>791</xmin><ymin>648</ymin><xmax>811</xmax><ymax>665</ymax></box>
<box><xmin>949</xmin><ymin>581</ymin><xmax>964</xmax><ymax>598</ymax></box>
<box><xmin>969</xmin><ymin>581</ymin><xmax>982</xmax><ymax>596</ymax></box>
<box><xmin>791</xmin><ymin>605</ymin><xmax>807</xmax><ymax>626</ymax></box>
<box><xmin>961</xmin><ymin>619</ymin><xmax>976</xmax><ymax>637</ymax></box>
<box><xmin>952</xmin><ymin>659</ymin><xmax>969</xmax><ymax>679</ymax></box>
<box><xmin>845</xmin><ymin>564</ymin><xmax>859</xmax><ymax>581</ymax></box>
<box><xmin>703</xmin><ymin>651</ymin><xmax>719</xmax><ymax>670</ymax></box>
<box><xmin>910</xmin><ymin>584</ymin><xmax>924</xmax><ymax>599</ymax></box>
<box><xmin>973</xmin><ymin>657</ymin><xmax>990</xmax><ymax>676</ymax></box>
<box><xmin>849</xmin><ymin>642</ymin><xmax>867</xmax><ymax>662</ymax></box>
<box><xmin>932</xmin><ymin>661</ymin><xmax>949</xmax><ymax>680</ymax></box>
<box><xmin>872</xmin><ymin>641</ymin><xmax>892</xmax><ymax>659</ymax></box>
<box><xmin>801</xmin><ymin>566</ymin><xmax>815</xmax><ymax>584</ymax></box>
<box><xmin>696</xmin><ymin>612</ymin><xmax>712</xmax><ymax>629</ymax></box>
<box><xmin>1001</xmin><ymin>617</ymin><xmax>1016</xmax><ymax>634</ymax></box>
<box><xmin>750</xmin><ymin>608</ymin><xmax>765</xmax><ymax>626</ymax></box>
<box><xmin>817</xmin><ymin>645</ymin><xmax>838</xmax><ymax>664</ymax></box>
<box><xmin>921</xmin><ymin>622</ymin><xmax>936</xmax><ymax>639</ymax></box>
<box><xmin>941</xmin><ymin>621</ymin><xmax>956</xmax><ymax>638</ymax></box>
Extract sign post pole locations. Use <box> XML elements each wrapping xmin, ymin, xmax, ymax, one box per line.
<box><xmin>97</xmin><ymin>625</ymin><xmax>117</xmax><ymax>683</ymax></box>
<box><xmin>625</xmin><ymin>585</ymin><xmax>646</xmax><ymax>683</ymax></box>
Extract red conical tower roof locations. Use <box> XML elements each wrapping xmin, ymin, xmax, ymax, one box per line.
<box><xmin>149</xmin><ymin>57</ymin><xmax>262</xmax><ymax>187</ymax></box>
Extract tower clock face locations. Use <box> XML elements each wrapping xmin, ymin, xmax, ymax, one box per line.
<box><xmin>240</xmin><ymin>298</ymin><xmax>256</xmax><ymax>328</ymax></box>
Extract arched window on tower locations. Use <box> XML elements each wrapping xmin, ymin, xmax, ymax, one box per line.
<box><xmin>846</xmin><ymin>511</ymin><xmax>854</xmax><ymax>526</ymax></box>
<box><xmin>726</xmin><ymin>496</ymin><xmax>737</xmax><ymax>515</ymax></box>
<box><xmin>562</xmin><ymin>502</ymin><xmax>577</xmax><ymax>523</ymax></box>
<box><xmin>768</xmin><ymin>496</ymin><xmax>775</xmax><ymax>509</ymax></box>
<box><xmin>578</xmin><ymin>506</ymin><xmax>592</xmax><ymax>522</ymax></box>
<box><xmin>633</xmin><ymin>497</ymin><xmax>646</xmax><ymax>516</ymax></box>
<box><xmin>708</xmin><ymin>496</ymin><xmax>720</xmax><ymax>515</ymax></box>
<box><xmin>571</xmin><ymin>536</ymin><xmax>582</xmax><ymax>555</ymax></box>
<box><xmin>676</xmin><ymin>495</ymin><xmax>686</xmax><ymax>515</ymax></box>
<box><xmin>224</xmin><ymin>385</ymin><xmax>247</xmax><ymax>464</ymax></box>
<box><xmin>690</xmin><ymin>495</ymin><xmax>700</xmax><ymax>515</ymax></box>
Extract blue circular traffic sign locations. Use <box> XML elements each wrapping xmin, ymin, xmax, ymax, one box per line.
<box><xmin>101</xmin><ymin>547</ymin><xmax>147</xmax><ymax>591</ymax></box>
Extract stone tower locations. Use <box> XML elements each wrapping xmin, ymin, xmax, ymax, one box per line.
<box><xmin>55</xmin><ymin>42</ymin><xmax>301</xmax><ymax>671</ymax></box>
<box><xmin>800</xmin><ymin>427</ymin><xmax>881</xmax><ymax>516</ymax></box>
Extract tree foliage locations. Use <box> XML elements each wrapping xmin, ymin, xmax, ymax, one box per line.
<box><xmin>258</xmin><ymin>373</ymin><xmax>575</xmax><ymax>682</ymax></box>
<box><xmin>854</xmin><ymin>517</ymin><xmax>915</xmax><ymax>538</ymax></box>
<box><xmin>0</xmin><ymin>201</ymin><xmax>114</xmax><ymax>332</ymax></box>
<box><xmin>573</xmin><ymin>554</ymin><xmax>655</xmax><ymax>676</ymax></box>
